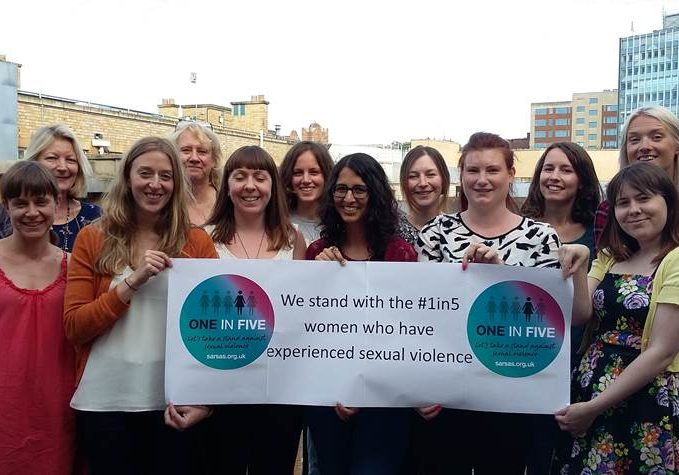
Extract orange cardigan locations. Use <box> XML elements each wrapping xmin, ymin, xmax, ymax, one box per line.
<box><xmin>64</xmin><ymin>225</ymin><xmax>218</xmax><ymax>384</ymax></box>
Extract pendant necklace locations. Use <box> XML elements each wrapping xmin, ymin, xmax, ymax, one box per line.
<box><xmin>53</xmin><ymin>199</ymin><xmax>72</xmax><ymax>251</ymax></box>
<box><xmin>236</xmin><ymin>230</ymin><xmax>266</xmax><ymax>259</ymax></box>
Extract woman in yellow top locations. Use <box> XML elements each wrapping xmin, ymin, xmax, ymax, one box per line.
<box><xmin>557</xmin><ymin>162</ymin><xmax>679</xmax><ymax>473</ymax></box>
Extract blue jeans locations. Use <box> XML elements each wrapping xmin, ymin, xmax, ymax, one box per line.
<box><xmin>306</xmin><ymin>406</ymin><xmax>411</xmax><ymax>475</ymax></box>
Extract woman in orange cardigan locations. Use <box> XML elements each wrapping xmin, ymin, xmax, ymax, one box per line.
<box><xmin>64</xmin><ymin>136</ymin><xmax>217</xmax><ymax>475</ymax></box>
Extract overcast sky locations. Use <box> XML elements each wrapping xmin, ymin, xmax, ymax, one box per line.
<box><xmin>3</xmin><ymin>0</ymin><xmax>679</xmax><ymax>144</ymax></box>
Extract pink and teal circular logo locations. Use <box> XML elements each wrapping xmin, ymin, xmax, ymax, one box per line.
<box><xmin>466</xmin><ymin>280</ymin><xmax>564</xmax><ymax>377</ymax></box>
<box><xmin>180</xmin><ymin>274</ymin><xmax>274</xmax><ymax>369</ymax></box>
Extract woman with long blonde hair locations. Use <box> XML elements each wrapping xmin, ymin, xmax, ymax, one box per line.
<box><xmin>64</xmin><ymin>136</ymin><xmax>217</xmax><ymax>474</ymax></box>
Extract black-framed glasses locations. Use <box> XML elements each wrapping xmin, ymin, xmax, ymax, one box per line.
<box><xmin>333</xmin><ymin>184</ymin><xmax>369</xmax><ymax>199</ymax></box>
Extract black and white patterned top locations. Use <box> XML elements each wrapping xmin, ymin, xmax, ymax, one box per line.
<box><xmin>416</xmin><ymin>212</ymin><xmax>561</xmax><ymax>268</ymax></box>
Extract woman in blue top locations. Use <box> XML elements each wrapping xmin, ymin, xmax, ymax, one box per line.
<box><xmin>0</xmin><ymin>125</ymin><xmax>101</xmax><ymax>251</ymax></box>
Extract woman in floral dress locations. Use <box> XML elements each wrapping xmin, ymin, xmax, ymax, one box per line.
<box><xmin>557</xmin><ymin>162</ymin><xmax>679</xmax><ymax>474</ymax></box>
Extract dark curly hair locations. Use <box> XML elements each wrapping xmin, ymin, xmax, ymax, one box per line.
<box><xmin>521</xmin><ymin>142</ymin><xmax>602</xmax><ymax>225</ymax></box>
<box><xmin>319</xmin><ymin>153</ymin><xmax>398</xmax><ymax>259</ymax></box>
<box><xmin>279</xmin><ymin>141</ymin><xmax>334</xmax><ymax>212</ymax></box>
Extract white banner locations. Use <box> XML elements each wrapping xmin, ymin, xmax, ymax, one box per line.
<box><xmin>165</xmin><ymin>260</ymin><xmax>573</xmax><ymax>414</ymax></box>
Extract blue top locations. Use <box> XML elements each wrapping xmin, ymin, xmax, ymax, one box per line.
<box><xmin>0</xmin><ymin>200</ymin><xmax>101</xmax><ymax>252</ymax></box>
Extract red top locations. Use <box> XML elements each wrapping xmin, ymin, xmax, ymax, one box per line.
<box><xmin>0</xmin><ymin>252</ymin><xmax>75</xmax><ymax>475</ymax></box>
<box><xmin>306</xmin><ymin>237</ymin><xmax>417</xmax><ymax>262</ymax></box>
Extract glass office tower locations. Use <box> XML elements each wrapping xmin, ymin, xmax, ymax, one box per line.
<box><xmin>618</xmin><ymin>14</ymin><xmax>679</xmax><ymax>130</ymax></box>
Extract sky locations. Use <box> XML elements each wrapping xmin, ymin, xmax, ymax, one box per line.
<box><xmin>3</xmin><ymin>0</ymin><xmax>679</xmax><ymax>145</ymax></box>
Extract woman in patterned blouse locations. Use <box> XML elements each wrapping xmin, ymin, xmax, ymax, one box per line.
<box><xmin>413</xmin><ymin>132</ymin><xmax>561</xmax><ymax>475</ymax></box>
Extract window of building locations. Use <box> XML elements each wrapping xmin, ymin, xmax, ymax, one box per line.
<box><xmin>548</xmin><ymin>131</ymin><xmax>553</xmax><ymax>138</ymax></box>
<box><xmin>534</xmin><ymin>119</ymin><xmax>546</xmax><ymax>126</ymax></box>
<box><xmin>603</xmin><ymin>129</ymin><xmax>617</xmax><ymax>136</ymax></box>
<box><xmin>588</xmin><ymin>109</ymin><xmax>598</xmax><ymax>116</ymax></box>
<box><xmin>576</xmin><ymin>117</ymin><xmax>585</xmax><ymax>124</ymax></box>
<box><xmin>588</xmin><ymin>121</ymin><xmax>597</xmax><ymax>128</ymax></box>
<box><xmin>576</xmin><ymin>105</ymin><xmax>586</xmax><ymax>113</ymax></box>
<box><xmin>548</xmin><ymin>119</ymin><xmax>554</xmax><ymax>126</ymax></box>
<box><xmin>554</xmin><ymin>107</ymin><xmax>570</xmax><ymax>114</ymax></box>
<box><xmin>233</xmin><ymin>104</ymin><xmax>246</xmax><ymax>116</ymax></box>
<box><xmin>589</xmin><ymin>97</ymin><xmax>599</xmax><ymax>104</ymax></box>
<box><xmin>555</xmin><ymin>118</ymin><xmax>569</xmax><ymax>125</ymax></box>
<box><xmin>604</xmin><ymin>116</ymin><xmax>618</xmax><ymax>123</ymax></box>
<box><xmin>535</xmin><ymin>108</ymin><xmax>548</xmax><ymax>115</ymax></box>
<box><xmin>554</xmin><ymin>130</ymin><xmax>569</xmax><ymax>137</ymax></box>
<box><xmin>534</xmin><ymin>131</ymin><xmax>547</xmax><ymax>138</ymax></box>
<box><xmin>535</xmin><ymin>143</ymin><xmax>547</xmax><ymax>149</ymax></box>
<box><xmin>575</xmin><ymin>130</ymin><xmax>585</xmax><ymax>137</ymax></box>
<box><xmin>588</xmin><ymin>134</ymin><xmax>597</xmax><ymax>141</ymax></box>
<box><xmin>603</xmin><ymin>140</ymin><xmax>618</xmax><ymax>148</ymax></box>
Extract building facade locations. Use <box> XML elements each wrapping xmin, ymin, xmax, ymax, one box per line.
<box><xmin>618</xmin><ymin>12</ymin><xmax>679</xmax><ymax>127</ymax></box>
<box><xmin>530</xmin><ymin>90</ymin><xmax>618</xmax><ymax>150</ymax></box>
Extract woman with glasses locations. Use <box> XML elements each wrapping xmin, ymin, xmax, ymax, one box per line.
<box><xmin>398</xmin><ymin>145</ymin><xmax>450</xmax><ymax>245</ymax></box>
<box><xmin>0</xmin><ymin>125</ymin><xmax>101</xmax><ymax>251</ymax></box>
<box><xmin>202</xmin><ymin>145</ymin><xmax>306</xmax><ymax>474</ymax></box>
<box><xmin>0</xmin><ymin>161</ymin><xmax>75</xmax><ymax>474</ymax></box>
<box><xmin>172</xmin><ymin>122</ymin><xmax>222</xmax><ymax>226</ymax></box>
<box><xmin>415</xmin><ymin>132</ymin><xmax>561</xmax><ymax>474</ymax></box>
<box><xmin>279</xmin><ymin>141</ymin><xmax>334</xmax><ymax>245</ymax></box>
<box><xmin>306</xmin><ymin>152</ymin><xmax>417</xmax><ymax>475</ymax></box>
<box><xmin>64</xmin><ymin>137</ymin><xmax>218</xmax><ymax>474</ymax></box>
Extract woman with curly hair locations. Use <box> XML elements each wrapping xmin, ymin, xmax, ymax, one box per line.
<box><xmin>306</xmin><ymin>152</ymin><xmax>417</xmax><ymax>474</ymax></box>
<box><xmin>557</xmin><ymin>162</ymin><xmax>679</xmax><ymax>473</ymax></box>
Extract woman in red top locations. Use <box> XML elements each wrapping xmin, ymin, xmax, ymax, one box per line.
<box><xmin>0</xmin><ymin>161</ymin><xmax>75</xmax><ymax>474</ymax></box>
<box><xmin>306</xmin><ymin>153</ymin><xmax>417</xmax><ymax>475</ymax></box>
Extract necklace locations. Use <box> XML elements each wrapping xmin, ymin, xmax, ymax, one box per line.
<box><xmin>52</xmin><ymin>198</ymin><xmax>72</xmax><ymax>251</ymax></box>
<box><xmin>235</xmin><ymin>230</ymin><xmax>266</xmax><ymax>259</ymax></box>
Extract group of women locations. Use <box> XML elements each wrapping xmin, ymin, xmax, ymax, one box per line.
<box><xmin>2</xmin><ymin>104</ymin><xmax>679</xmax><ymax>475</ymax></box>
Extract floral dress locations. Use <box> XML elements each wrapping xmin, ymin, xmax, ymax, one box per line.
<box><xmin>559</xmin><ymin>272</ymin><xmax>679</xmax><ymax>474</ymax></box>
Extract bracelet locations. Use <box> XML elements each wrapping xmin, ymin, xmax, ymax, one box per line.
<box><xmin>123</xmin><ymin>277</ymin><xmax>139</xmax><ymax>292</ymax></box>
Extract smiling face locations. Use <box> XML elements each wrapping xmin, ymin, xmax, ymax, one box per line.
<box><xmin>227</xmin><ymin>167</ymin><xmax>272</xmax><ymax>217</ymax></box>
<box><xmin>461</xmin><ymin>148</ymin><xmax>514</xmax><ymax>210</ymax></box>
<box><xmin>35</xmin><ymin>138</ymin><xmax>79</xmax><ymax>195</ymax></box>
<box><xmin>539</xmin><ymin>147</ymin><xmax>579</xmax><ymax>205</ymax></box>
<box><xmin>406</xmin><ymin>154</ymin><xmax>443</xmax><ymax>211</ymax></box>
<box><xmin>128</xmin><ymin>151</ymin><xmax>175</xmax><ymax>220</ymax></box>
<box><xmin>177</xmin><ymin>130</ymin><xmax>216</xmax><ymax>185</ymax></box>
<box><xmin>333</xmin><ymin>166</ymin><xmax>369</xmax><ymax>225</ymax></box>
<box><xmin>7</xmin><ymin>193</ymin><xmax>57</xmax><ymax>240</ymax></box>
<box><xmin>626</xmin><ymin>115</ymin><xmax>679</xmax><ymax>177</ymax></box>
<box><xmin>291</xmin><ymin>151</ymin><xmax>325</xmax><ymax>206</ymax></box>
<box><xmin>614</xmin><ymin>183</ymin><xmax>668</xmax><ymax>247</ymax></box>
